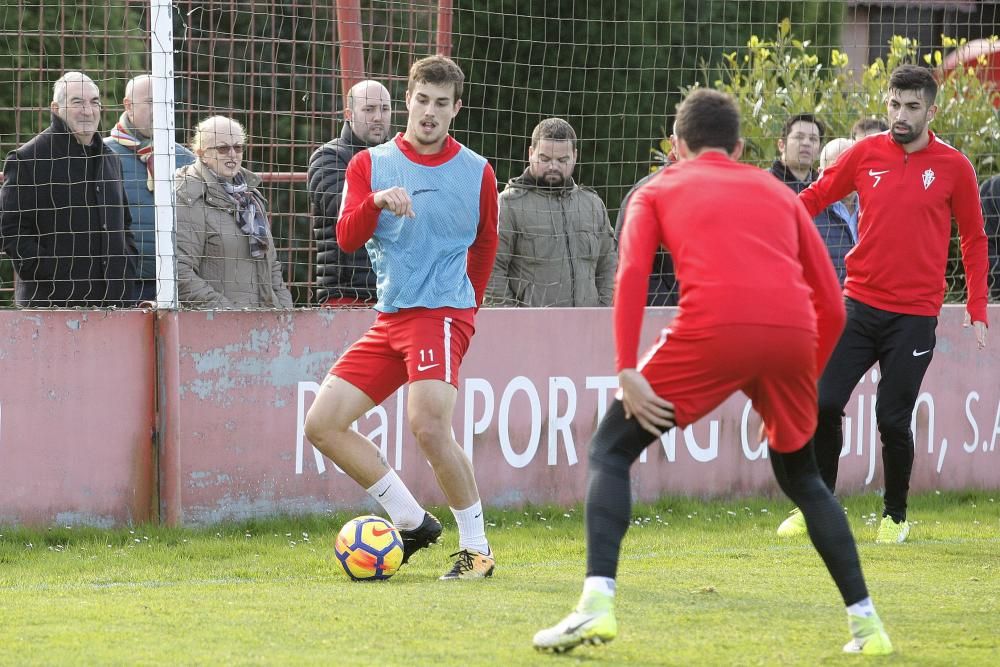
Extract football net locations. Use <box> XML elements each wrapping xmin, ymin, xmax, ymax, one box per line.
<box><xmin>0</xmin><ymin>1</ymin><xmax>998</xmax><ymax>308</ymax></box>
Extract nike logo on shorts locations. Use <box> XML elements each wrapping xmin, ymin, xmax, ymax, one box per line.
<box><xmin>912</xmin><ymin>349</ymin><xmax>932</xmax><ymax>357</ymax></box>
<box><xmin>417</xmin><ymin>363</ymin><xmax>440</xmax><ymax>372</ymax></box>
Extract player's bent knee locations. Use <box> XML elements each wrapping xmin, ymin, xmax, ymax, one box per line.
<box><xmin>303</xmin><ymin>410</ymin><xmax>331</xmax><ymax>447</ymax></box>
<box><xmin>817</xmin><ymin>400</ymin><xmax>844</xmax><ymax>424</ymax></box>
<box><xmin>409</xmin><ymin>416</ymin><xmax>453</xmax><ymax>450</ymax></box>
<box><xmin>303</xmin><ymin>406</ymin><xmax>353</xmax><ymax>447</ymax></box>
<box><xmin>876</xmin><ymin>419</ymin><xmax>912</xmax><ymax>446</ymax></box>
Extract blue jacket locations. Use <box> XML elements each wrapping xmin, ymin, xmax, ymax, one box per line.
<box><xmin>105</xmin><ymin>139</ymin><xmax>195</xmax><ymax>281</ymax></box>
<box><xmin>768</xmin><ymin>160</ymin><xmax>854</xmax><ymax>285</ymax></box>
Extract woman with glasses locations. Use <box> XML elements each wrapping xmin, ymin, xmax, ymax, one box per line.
<box><xmin>174</xmin><ymin>115</ymin><xmax>293</xmax><ymax>308</ymax></box>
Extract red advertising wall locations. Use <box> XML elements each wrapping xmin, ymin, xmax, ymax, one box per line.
<box><xmin>0</xmin><ymin>311</ymin><xmax>155</xmax><ymax>526</ymax></box>
<box><xmin>157</xmin><ymin>306</ymin><xmax>1000</xmax><ymax>525</ymax></box>
<box><xmin>0</xmin><ymin>308</ymin><xmax>997</xmax><ymax>526</ymax></box>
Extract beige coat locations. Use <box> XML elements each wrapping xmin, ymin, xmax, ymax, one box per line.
<box><xmin>174</xmin><ymin>161</ymin><xmax>293</xmax><ymax>309</ymax></box>
<box><xmin>486</xmin><ymin>172</ymin><xmax>618</xmax><ymax>307</ymax></box>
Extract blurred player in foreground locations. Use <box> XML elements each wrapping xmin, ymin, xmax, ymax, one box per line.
<box><xmin>533</xmin><ymin>89</ymin><xmax>892</xmax><ymax>656</ymax></box>
<box><xmin>304</xmin><ymin>56</ymin><xmax>499</xmax><ymax>580</ymax></box>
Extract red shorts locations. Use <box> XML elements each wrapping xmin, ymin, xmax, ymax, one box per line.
<box><xmin>638</xmin><ymin>324</ymin><xmax>818</xmax><ymax>453</ymax></box>
<box><xmin>330</xmin><ymin>307</ymin><xmax>475</xmax><ymax>404</ymax></box>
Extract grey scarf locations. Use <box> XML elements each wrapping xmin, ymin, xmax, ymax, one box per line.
<box><xmin>219</xmin><ymin>172</ymin><xmax>270</xmax><ymax>258</ymax></box>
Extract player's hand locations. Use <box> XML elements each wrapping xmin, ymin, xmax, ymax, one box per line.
<box><xmin>374</xmin><ymin>186</ymin><xmax>415</xmax><ymax>218</ymax></box>
<box><xmin>963</xmin><ymin>311</ymin><xmax>987</xmax><ymax>349</ymax></box>
<box><xmin>618</xmin><ymin>368</ymin><xmax>675</xmax><ymax>437</ymax></box>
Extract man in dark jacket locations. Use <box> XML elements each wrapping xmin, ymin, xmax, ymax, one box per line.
<box><xmin>0</xmin><ymin>71</ymin><xmax>137</xmax><ymax>307</ymax></box>
<box><xmin>768</xmin><ymin>113</ymin><xmax>854</xmax><ymax>285</ymax></box>
<box><xmin>979</xmin><ymin>174</ymin><xmax>1000</xmax><ymax>302</ymax></box>
<box><xmin>307</xmin><ymin>79</ymin><xmax>392</xmax><ymax>306</ymax></box>
<box><xmin>616</xmin><ymin>167</ymin><xmax>679</xmax><ymax>307</ymax></box>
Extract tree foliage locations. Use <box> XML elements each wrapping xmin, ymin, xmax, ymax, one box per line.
<box><xmin>452</xmin><ymin>0</ymin><xmax>843</xmax><ymax>213</ymax></box>
<box><xmin>699</xmin><ymin>21</ymin><xmax>1000</xmax><ymax>302</ymax></box>
<box><xmin>700</xmin><ymin>20</ymin><xmax>1000</xmax><ymax>174</ymax></box>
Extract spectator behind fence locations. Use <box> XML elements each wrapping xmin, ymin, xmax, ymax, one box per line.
<box><xmin>768</xmin><ymin>113</ymin><xmax>854</xmax><ymax>285</ymax></box>
<box><xmin>979</xmin><ymin>174</ymin><xmax>1000</xmax><ymax>301</ymax></box>
<box><xmin>0</xmin><ymin>71</ymin><xmax>137</xmax><ymax>308</ymax></box>
<box><xmin>615</xmin><ymin>146</ymin><xmax>679</xmax><ymax>306</ymax></box>
<box><xmin>851</xmin><ymin>116</ymin><xmax>889</xmax><ymax>142</ymax></box>
<box><xmin>486</xmin><ymin>118</ymin><xmax>617</xmax><ymax>307</ymax></box>
<box><xmin>308</xmin><ymin>79</ymin><xmax>392</xmax><ymax>306</ymax></box>
<box><xmin>174</xmin><ymin>115</ymin><xmax>293</xmax><ymax>309</ymax></box>
<box><xmin>106</xmin><ymin>74</ymin><xmax>196</xmax><ymax>304</ymax></box>
<box><xmin>819</xmin><ymin>137</ymin><xmax>857</xmax><ymax>243</ymax></box>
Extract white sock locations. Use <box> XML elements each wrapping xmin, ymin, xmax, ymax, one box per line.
<box><xmin>364</xmin><ymin>470</ymin><xmax>425</xmax><ymax>531</ymax></box>
<box><xmin>451</xmin><ymin>500</ymin><xmax>489</xmax><ymax>554</ymax></box>
<box><xmin>847</xmin><ymin>597</ymin><xmax>876</xmax><ymax>618</ymax></box>
<box><xmin>583</xmin><ymin>576</ymin><xmax>616</xmax><ymax>598</ymax></box>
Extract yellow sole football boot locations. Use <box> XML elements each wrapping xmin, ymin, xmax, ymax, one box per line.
<box><xmin>843</xmin><ymin>613</ymin><xmax>894</xmax><ymax>655</ymax></box>
<box><xmin>777</xmin><ymin>507</ymin><xmax>808</xmax><ymax>537</ymax></box>
<box><xmin>533</xmin><ymin>591</ymin><xmax>617</xmax><ymax>653</ymax></box>
<box><xmin>875</xmin><ymin>516</ymin><xmax>910</xmax><ymax>544</ymax></box>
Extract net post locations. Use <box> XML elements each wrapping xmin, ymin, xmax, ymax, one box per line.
<box><xmin>150</xmin><ymin>0</ymin><xmax>178</xmax><ymax>309</ymax></box>
<box><xmin>336</xmin><ymin>0</ymin><xmax>367</xmax><ymax>104</ymax></box>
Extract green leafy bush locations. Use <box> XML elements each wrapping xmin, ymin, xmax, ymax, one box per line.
<box><xmin>688</xmin><ymin>20</ymin><xmax>1000</xmax><ymax>303</ymax></box>
<box><xmin>693</xmin><ymin>19</ymin><xmax>1000</xmax><ymax>176</ymax></box>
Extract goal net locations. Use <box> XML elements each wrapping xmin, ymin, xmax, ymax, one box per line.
<box><xmin>0</xmin><ymin>1</ymin><xmax>998</xmax><ymax>308</ymax></box>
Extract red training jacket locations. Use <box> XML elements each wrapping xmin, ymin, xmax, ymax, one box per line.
<box><xmin>799</xmin><ymin>131</ymin><xmax>988</xmax><ymax>325</ymax></box>
<box><xmin>617</xmin><ymin>151</ymin><xmax>846</xmax><ymax>374</ymax></box>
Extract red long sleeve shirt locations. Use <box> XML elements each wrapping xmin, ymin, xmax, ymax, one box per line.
<box><xmin>799</xmin><ymin>131</ymin><xmax>989</xmax><ymax>325</ymax></box>
<box><xmin>617</xmin><ymin>152</ymin><xmax>845</xmax><ymax>373</ymax></box>
<box><xmin>337</xmin><ymin>134</ymin><xmax>499</xmax><ymax>308</ymax></box>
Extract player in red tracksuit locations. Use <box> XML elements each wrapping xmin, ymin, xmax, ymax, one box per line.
<box><xmin>534</xmin><ymin>89</ymin><xmax>893</xmax><ymax>656</ymax></box>
<box><xmin>778</xmin><ymin>65</ymin><xmax>990</xmax><ymax>545</ymax></box>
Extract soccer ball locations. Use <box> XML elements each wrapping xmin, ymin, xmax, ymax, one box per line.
<box><xmin>334</xmin><ymin>515</ymin><xmax>404</xmax><ymax>581</ymax></box>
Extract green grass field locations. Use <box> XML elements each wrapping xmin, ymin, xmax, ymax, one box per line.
<box><xmin>1</xmin><ymin>491</ymin><xmax>998</xmax><ymax>666</ymax></box>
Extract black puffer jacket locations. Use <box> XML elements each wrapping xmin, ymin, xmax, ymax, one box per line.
<box><xmin>0</xmin><ymin>113</ymin><xmax>137</xmax><ymax>307</ymax></box>
<box><xmin>616</xmin><ymin>169</ymin><xmax>679</xmax><ymax>306</ymax></box>
<box><xmin>978</xmin><ymin>175</ymin><xmax>1000</xmax><ymax>301</ymax></box>
<box><xmin>307</xmin><ymin>123</ymin><xmax>384</xmax><ymax>304</ymax></box>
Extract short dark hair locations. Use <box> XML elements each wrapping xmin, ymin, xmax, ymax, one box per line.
<box><xmin>888</xmin><ymin>64</ymin><xmax>937</xmax><ymax>107</ymax></box>
<box><xmin>781</xmin><ymin>113</ymin><xmax>824</xmax><ymax>143</ymax></box>
<box><xmin>531</xmin><ymin>117</ymin><xmax>577</xmax><ymax>148</ymax></box>
<box><xmin>851</xmin><ymin>116</ymin><xmax>889</xmax><ymax>138</ymax></box>
<box><xmin>408</xmin><ymin>55</ymin><xmax>464</xmax><ymax>101</ymax></box>
<box><xmin>673</xmin><ymin>89</ymin><xmax>740</xmax><ymax>153</ymax></box>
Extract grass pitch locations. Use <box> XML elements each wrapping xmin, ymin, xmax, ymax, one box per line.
<box><xmin>1</xmin><ymin>491</ymin><xmax>998</xmax><ymax>666</ymax></box>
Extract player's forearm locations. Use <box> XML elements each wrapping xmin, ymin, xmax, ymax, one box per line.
<box><xmin>336</xmin><ymin>193</ymin><xmax>380</xmax><ymax>253</ymax></box>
